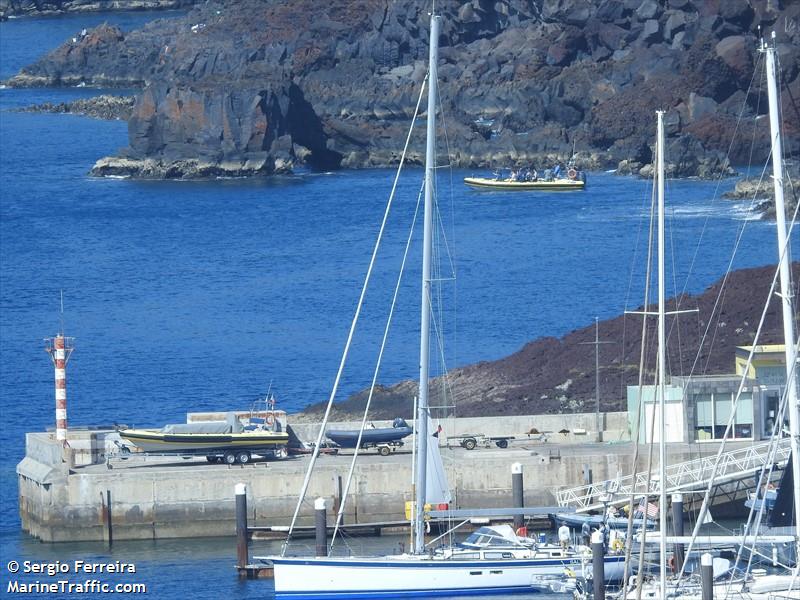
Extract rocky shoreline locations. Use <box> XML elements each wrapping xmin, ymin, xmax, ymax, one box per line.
<box><xmin>4</xmin><ymin>0</ymin><xmax>799</xmax><ymax>190</ymax></box>
<box><xmin>0</xmin><ymin>0</ymin><xmax>199</xmax><ymax>19</ymax></box>
<box><xmin>19</xmin><ymin>94</ymin><xmax>134</xmax><ymax>120</ymax></box>
<box><xmin>297</xmin><ymin>263</ymin><xmax>799</xmax><ymax>421</ymax></box>
<box><xmin>722</xmin><ymin>173</ymin><xmax>799</xmax><ymax>219</ymax></box>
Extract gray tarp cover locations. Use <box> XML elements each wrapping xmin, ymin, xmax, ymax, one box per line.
<box><xmin>162</xmin><ymin>413</ymin><xmax>242</xmax><ymax>434</ymax></box>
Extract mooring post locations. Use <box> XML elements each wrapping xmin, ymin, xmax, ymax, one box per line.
<box><xmin>315</xmin><ymin>497</ymin><xmax>328</xmax><ymax>557</ymax></box>
<box><xmin>592</xmin><ymin>529</ymin><xmax>605</xmax><ymax>600</ymax></box>
<box><xmin>700</xmin><ymin>553</ymin><xmax>713</xmax><ymax>600</ymax></box>
<box><xmin>235</xmin><ymin>483</ymin><xmax>248</xmax><ymax>569</ymax></box>
<box><xmin>671</xmin><ymin>493</ymin><xmax>684</xmax><ymax>572</ymax></box>
<box><xmin>102</xmin><ymin>490</ymin><xmax>113</xmax><ymax>548</ymax></box>
<box><xmin>511</xmin><ymin>462</ymin><xmax>524</xmax><ymax>530</ymax></box>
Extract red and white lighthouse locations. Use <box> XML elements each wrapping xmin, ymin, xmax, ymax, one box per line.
<box><xmin>45</xmin><ymin>334</ymin><xmax>74</xmax><ymax>443</ymax></box>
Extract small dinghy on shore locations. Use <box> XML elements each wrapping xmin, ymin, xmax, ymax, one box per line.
<box><xmin>325</xmin><ymin>417</ymin><xmax>413</xmax><ymax>453</ymax></box>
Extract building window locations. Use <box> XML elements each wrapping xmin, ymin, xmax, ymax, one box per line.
<box><xmin>763</xmin><ymin>392</ymin><xmax>780</xmax><ymax>437</ymax></box>
<box><xmin>695</xmin><ymin>394</ymin><xmax>712</xmax><ymax>440</ymax></box>
<box><xmin>714</xmin><ymin>392</ymin><xmax>732</xmax><ymax>439</ymax></box>
<box><xmin>694</xmin><ymin>391</ymin><xmax>753</xmax><ymax>441</ymax></box>
<box><xmin>734</xmin><ymin>393</ymin><xmax>753</xmax><ymax>439</ymax></box>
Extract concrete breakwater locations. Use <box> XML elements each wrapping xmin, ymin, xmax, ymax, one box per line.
<box><xmin>15</xmin><ymin>411</ymin><xmax>727</xmax><ymax>543</ymax></box>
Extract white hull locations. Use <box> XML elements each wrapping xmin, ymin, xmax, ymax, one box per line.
<box><xmin>269</xmin><ymin>554</ymin><xmax>625</xmax><ymax>598</ymax></box>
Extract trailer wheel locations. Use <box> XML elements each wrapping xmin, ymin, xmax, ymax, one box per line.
<box><xmin>496</xmin><ymin>439</ymin><xmax>509</xmax><ymax>449</ymax></box>
<box><xmin>236</xmin><ymin>451</ymin><xmax>251</xmax><ymax>464</ymax></box>
<box><xmin>378</xmin><ymin>446</ymin><xmax>391</xmax><ymax>457</ymax></box>
<box><xmin>223</xmin><ymin>451</ymin><xmax>237</xmax><ymax>465</ymax></box>
<box><xmin>463</xmin><ymin>438</ymin><xmax>477</xmax><ymax>450</ymax></box>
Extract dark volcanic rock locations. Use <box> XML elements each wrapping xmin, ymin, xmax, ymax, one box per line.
<box><xmin>300</xmin><ymin>263</ymin><xmax>799</xmax><ymax>420</ymax></box>
<box><xmin>0</xmin><ymin>0</ymin><xmax>199</xmax><ymax>18</ymax></box>
<box><xmin>19</xmin><ymin>94</ymin><xmax>134</xmax><ymax>119</ymax></box>
<box><xmin>6</xmin><ymin>0</ymin><xmax>800</xmax><ymax>179</ymax></box>
<box><xmin>91</xmin><ymin>81</ymin><xmax>341</xmax><ymax>178</ymax></box>
<box><xmin>722</xmin><ymin>171</ymin><xmax>800</xmax><ymax>219</ymax></box>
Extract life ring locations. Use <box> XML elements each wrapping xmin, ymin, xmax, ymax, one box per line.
<box><xmin>515</xmin><ymin>526</ymin><xmax>528</xmax><ymax>538</ymax></box>
<box><xmin>265</xmin><ymin>414</ymin><xmax>275</xmax><ymax>426</ymax></box>
<box><xmin>567</xmin><ymin>168</ymin><xmax>578</xmax><ymax>180</ymax></box>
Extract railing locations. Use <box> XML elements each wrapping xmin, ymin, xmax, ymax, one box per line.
<box><xmin>556</xmin><ymin>438</ymin><xmax>792</xmax><ymax>512</ymax></box>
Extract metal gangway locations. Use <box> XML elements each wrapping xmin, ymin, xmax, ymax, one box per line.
<box><xmin>556</xmin><ymin>437</ymin><xmax>792</xmax><ymax>513</ymax></box>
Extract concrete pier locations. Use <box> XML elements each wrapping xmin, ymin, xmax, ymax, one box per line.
<box><xmin>16</xmin><ymin>411</ymin><xmax>758</xmax><ymax>542</ymax></box>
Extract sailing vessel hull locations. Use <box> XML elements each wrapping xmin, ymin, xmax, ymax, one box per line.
<box><xmin>270</xmin><ymin>555</ymin><xmax>625</xmax><ymax>598</ymax></box>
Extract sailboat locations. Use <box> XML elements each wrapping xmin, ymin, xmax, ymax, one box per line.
<box><xmin>613</xmin><ymin>34</ymin><xmax>799</xmax><ymax>600</ymax></box>
<box><xmin>260</xmin><ymin>12</ymin><xmax>626</xmax><ymax>598</ymax></box>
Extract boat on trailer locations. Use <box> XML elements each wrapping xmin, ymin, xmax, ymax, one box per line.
<box><xmin>118</xmin><ymin>411</ymin><xmax>288</xmax><ymax>462</ymax></box>
<box><xmin>325</xmin><ymin>417</ymin><xmax>413</xmax><ymax>450</ymax></box>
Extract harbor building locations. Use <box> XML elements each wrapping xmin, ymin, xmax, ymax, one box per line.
<box><xmin>627</xmin><ymin>344</ymin><xmax>790</xmax><ymax>444</ymax></box>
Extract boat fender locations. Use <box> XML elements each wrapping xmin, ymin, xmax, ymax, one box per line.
<box><xmin>567</xmin><ymin>168</ymin><xmax>578</xmax><ymax>180</ymax></box>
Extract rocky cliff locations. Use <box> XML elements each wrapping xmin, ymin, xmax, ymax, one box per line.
<box><xmin>300</xmin><ymin>263</ymin><xmax>799</xmax><ymax>420</ymax></box>
<box><xmin>0</xmin><ymin>0</ymin><xmax>198</xmax><ymax>18</ymax></box>
<box><xmin>6</xmin><ymin>0</ymin><xmax>800</xmax><ymax>179</ymax></box>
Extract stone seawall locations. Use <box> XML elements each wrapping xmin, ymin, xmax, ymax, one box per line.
<box><xmin>16</xmin><ymin>412</ymin><xmax>747</xmax><ymax>542</ymax></box>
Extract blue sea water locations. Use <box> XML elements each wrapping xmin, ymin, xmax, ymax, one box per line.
<box><xmin>0</xmin><ymin>11</ymin><xmax>788</xmax><ymax>599</ymax></box>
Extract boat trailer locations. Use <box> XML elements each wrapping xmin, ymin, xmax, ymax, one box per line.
<box><xmin>446</xmin><ymin>434</ymin><xmax>515</xmax><ymax>450</ymax></box>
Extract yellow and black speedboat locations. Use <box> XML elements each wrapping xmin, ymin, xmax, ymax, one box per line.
<box><xmin>464</xmin><ymin>176</ymin><xmax>585</xmax><ymax>191</ymax></box>
<box><xmin>119</xmin><ymin>412</ymin><xmax>288</xmax><ymax>463</ymax></box>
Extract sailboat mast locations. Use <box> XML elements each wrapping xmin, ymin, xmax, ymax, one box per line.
<box><xmin>764</xmin><ymin>34</ymin><xmax>800</xmax><ymax>555</ymax></box>
<box><xmin>656</xmin><ymin>110</ymin><xmax>668</xmax><ymax>600</ymax></box>
<box><xmin>414</xmin><ymin>13</ymin><xmax>440</xmax><ymax>556</ymax></box>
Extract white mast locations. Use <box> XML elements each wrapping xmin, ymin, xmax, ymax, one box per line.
<box><xmin>763</xmin><ymin>33</ymin><xmax>800</xmax><ymax>557</ymax></box>
<box><xmin>656</xmin><ymin>110</ymin><xmax>668</xmax><ymax>600</ymax></box>
<box><xmin>414</xmin><ymin>12</ymin><xmax>440</xmax><ymax>555</ymax></box>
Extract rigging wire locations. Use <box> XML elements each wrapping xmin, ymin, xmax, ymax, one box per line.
<box><xmin>675</xmin><ymin>192</ymin><xmax>799</xmax><ymax>588</ymax></box>
<box><xmin>280</xmin><ymin>76</ymin><xmax>429</xmax><ymax>556</ymax></box>
<box><xmin>328</xmin><ymin>181</ymin><xmax>424</xmax><ymax>552</ymax></box>
<box><xmin>621</xmin><ymin>163</ymin><xmax>658</xmax><ymax>600</ymax></box>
